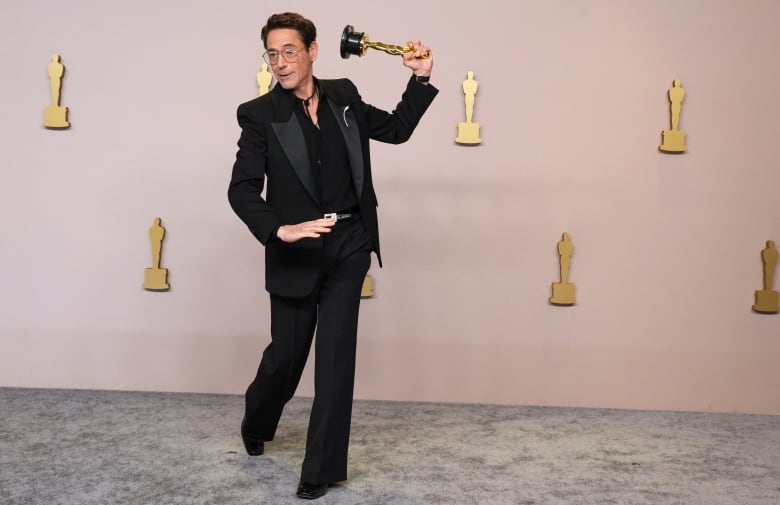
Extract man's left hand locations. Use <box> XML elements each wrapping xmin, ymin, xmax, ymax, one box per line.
<box><xmin>402</xmin><ymin>40</ymin><xmax>433</xmax><ymax>77</ymax></box>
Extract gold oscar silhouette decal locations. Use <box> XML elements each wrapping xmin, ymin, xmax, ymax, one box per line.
<box><xmin>43</xmin><ymin>54</ymin><xmax>70</xmax><ymax>128</ymax></box>
<box><xmin>549</xmin><ymin>232</ymin><xmax>575</xmax><ymax>306</ymax></box>
<box><xmin>257</xmin><ymin>63</ymin><xmax>273</xmax><ymax>96</ymax></box>
<box><xmin>143</xmin><ymin>217</ymin><xmax>170</xmax><ymax>291</ymax></box>
<box><xmin>752</xmin><ymin>240</ymin><xmax>779</xmax><ymax>314</ymax></box>
<box><xmin>659</xmin><ymin>79</ymin><xmax>686</xmax><ymax>153</ymax></box>
<box><xmin>361</xmin><ymin>274</ymin><xmax>374</xmax><ymax>298</ymax></box>
<box><xmin>455</xmin><ymin>71</ymin><xmax>481</xmax><ymax>145</ymax></box>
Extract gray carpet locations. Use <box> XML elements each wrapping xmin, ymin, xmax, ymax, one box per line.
<box><xmin>1</xmin><ymin>388</ymin><xmax>778</xmax><ymax>504</ymax></box>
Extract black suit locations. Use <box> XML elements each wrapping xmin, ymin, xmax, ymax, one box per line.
<box><xmin>228</xmin><ymin>75</ymin><xmax>437</xmax><ymax>483</ymax></box>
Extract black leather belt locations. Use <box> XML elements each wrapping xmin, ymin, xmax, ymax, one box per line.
<box><xmin>324</xmin><ymin>207</ymin><xmax>359</xmax><ymax>222</ymax></box>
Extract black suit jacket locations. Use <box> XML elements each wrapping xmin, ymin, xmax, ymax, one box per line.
<box><xmin>228</xmin><ymin>76</ymin><xmax>438</xmax><ymax>297</ymax></box>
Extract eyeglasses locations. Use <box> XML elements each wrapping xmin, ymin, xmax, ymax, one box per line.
<box><xmin>262</xmin><ymin>47</ymin><xmax>304</xmax><ymax>65</ymax></box>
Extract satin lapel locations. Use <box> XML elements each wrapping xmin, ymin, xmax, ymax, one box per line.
<box><xmin>271</xmin><ymin>113</ymin><xmax>320</xmax><ymax>207</ymax></box>
<box><xmin>328</xmin><ymin>100</ymin><xmax>365</xmax><ymax>201</ymax></box>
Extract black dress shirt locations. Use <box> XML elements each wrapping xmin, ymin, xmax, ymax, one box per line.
<box><xmin>292</xmin><ymin>82</ymin><xmax>358</xmax><ymax>214</ymax></box>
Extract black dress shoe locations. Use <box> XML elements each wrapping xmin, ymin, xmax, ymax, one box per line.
<box><xmin>240</xmin><ymin>416</ymin><xmax>264</xmax><ymax>456</ymax></box>
<box><xmin>296</xmin><ymin>481</ymin><xmax>328</xmax><ymax>499</ymax></box>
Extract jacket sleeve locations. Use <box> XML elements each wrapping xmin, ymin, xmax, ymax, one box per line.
<box><xmin>356</xmin><ymin>76</ymin><xmax>439</xmax><ymax>144</ymax></box>
<box><xmin>227</xmin><ymin>102</ymin><xmax>283</xmax><ymax>245</ymax></box>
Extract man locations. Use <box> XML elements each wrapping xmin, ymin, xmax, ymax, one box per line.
<box><xmin>227</xmin><ymin>12</ymin><xmax>437</xmax><ymax>500</ymax></box>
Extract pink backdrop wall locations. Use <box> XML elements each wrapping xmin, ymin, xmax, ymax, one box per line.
<box><xmin>1</xmin><ymin>1</ymin><xmax>778</xmax><ymax>414</ymax></box>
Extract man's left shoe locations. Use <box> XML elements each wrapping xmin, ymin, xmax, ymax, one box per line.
<box><xmin>296</xmin><ymin>481</ymin><xmax>328</xmax><ymax>499</ymax></box>
<box><xmin>240</xmin><ymin>416</ymin><xmax>264</xmax><ymax>456</ymax></box>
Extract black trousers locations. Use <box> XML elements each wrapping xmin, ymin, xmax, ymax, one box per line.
<box><xmin>244</xmin><ymin>217</ymin><xmax>372</xmax><ymax>484</ymax></box>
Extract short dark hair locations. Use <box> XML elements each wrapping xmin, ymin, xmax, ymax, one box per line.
<box><xmin>260</xmin><ymin>12</ymin><xmax>317</xmax><ymax>49</ymax></box>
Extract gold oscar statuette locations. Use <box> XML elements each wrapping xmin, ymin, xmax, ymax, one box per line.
<box><xmin>43</xmin><ymin>54</ymin><xmax>70</xmax><ymax>129</ymax></box>
<box><xmin>549</xmin><ymin>232</ymin><xmax>576</xmax><ymax>306</ymax></box>
<box><xmin>257</xmin><ymin>63</ymin><xmax>273</xmax><ymax>96</ymax></box>
<box><xmin>455</xmin><ymin>70</ymin><xmax>481</xmax><ymax>145</ymax></box>
<box><xmin>659</xmin><ymin>79</ymin><xmax>686</xmax><ymax>153</ymax></box>
<box><xmin>752</xmin><ymin>240</ymin><xmax>779</xmax><ymax>314</ymax></box>
<box><xmin>340</xmin><ymin>25</ymin><xmax>430</xmax><ymax>59</ymax></box>
<box><xmin>361</xmin><ymin>274</ymin><xmax>375</xmax><ymax>298</ymax></box>
<box><xmin>143</xmin><ymin>217</ymin><xmax>170</xmax><ymax>291</ymax></box>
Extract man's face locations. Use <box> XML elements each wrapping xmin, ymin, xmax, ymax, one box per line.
<box><xmin>264</xmin><ymin>28</ymin><xmax>318</xmax><ymax>94</ymax></box>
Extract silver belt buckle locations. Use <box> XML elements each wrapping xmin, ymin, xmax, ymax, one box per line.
<box><xmin>324</xmin><ymin>212</ymin><xmax>352</xmax><ymax>222</ymax></box>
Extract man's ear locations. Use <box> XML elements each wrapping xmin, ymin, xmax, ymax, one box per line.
<box><xmin>309</xmin><ymin>41</ymin><xmax>319</xmax><ymax>62</ymax></box>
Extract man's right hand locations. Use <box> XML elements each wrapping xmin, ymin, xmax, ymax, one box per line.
<box><xmin>276</xmin><ymin>218</ymin><xmax>336</xmax><ymax>243</ymax></box>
